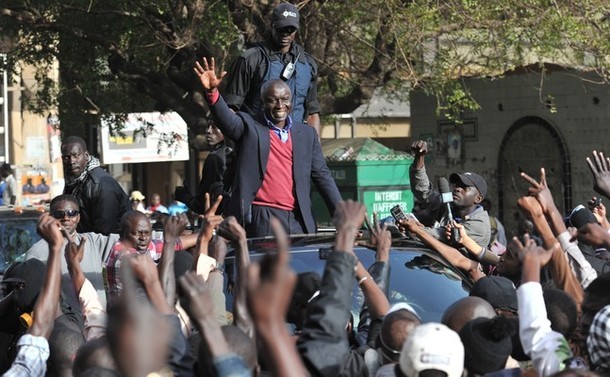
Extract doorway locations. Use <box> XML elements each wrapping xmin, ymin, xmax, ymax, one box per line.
<box><xmin>498</xmin><ymin>116</ymin><xmax>571</xmax><ymax>236</ymax></box>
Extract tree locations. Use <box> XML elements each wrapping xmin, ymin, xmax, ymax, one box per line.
<box><xmin>1</xmin><ymin>0</ymin><xmax>609</xmax><ymax>141</ymax></box>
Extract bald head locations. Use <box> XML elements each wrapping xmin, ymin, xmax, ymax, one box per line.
<box><xmin>441</xmin><ymin>296</ymin><xmax>496</xmax><ymax>332</ymax></box>
<box><xmin>379</xmin><ymin>309</ymin><xmax>421</xmax><ymax>365</ymax></box>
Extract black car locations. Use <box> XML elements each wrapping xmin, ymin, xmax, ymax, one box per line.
<box><xmin>223</xmin><ymin>234</ymin><xmax>472</xmax><ymax>324</ymax></box>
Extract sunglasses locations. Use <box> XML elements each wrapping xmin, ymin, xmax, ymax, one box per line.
<box><xmin>51</xmin><ymin>209</ymin><xmax>80</xmax><ymax>219</ymax></box>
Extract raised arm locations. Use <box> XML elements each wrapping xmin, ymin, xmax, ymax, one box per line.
<box><xmin>179</xmin><ymin>271</ymin><xmax>251</xmax><ymax>377</ymax></box>
<box><xmin>30</xmin><ymin>214</ymin><xmax>64</xmax><ymax>338</ymax></box>
<box><xmin>217</xmin><ymin>216</ymin><xmax>253</xmax><ymax>337</ymax></box>
<box><xmin>3</xmin><ymin>214</ymin><xmax>65</xmax><ymax>377</ymax></box>
<box><xmin>521</xmin><ymin>169</ymin><xmax>597</xmax><ymax>288</ymax></box>
<box><xmin>446</xmin><ymin>221</ymin><xmax>499</xmax><ymax>266</ymax></box>
<box><xmin>517</xmin><ymin>196</ymin><xmax>584</xmax><ymax>306</ymax></box>
<box><xmin>158</xmin><ymin>213</ymin><xmax>189</xmax><ymax>308</ymax></box>
<box><xmin>514</xmin><ymin>236</ymin><xmax>570</xmax><ymax>377</ymax></box>
<box><xmin>246</xmin><ymin>218</ymin><xmax>308</xmax><ymax>377</ymax></box>
<box><xmin>402</xmin><ymin>218</ymin><xmax>485</xmax><ymax>281</ymax></box>
<box><xmin>586</xmin><ymin>150</ymin><xmax>610</xmax><ymax>199</ymax></box>
<box><xmin>65</xmin><ymin>235</ymin><xmax>106</xmax><ymax>341</ymax></box>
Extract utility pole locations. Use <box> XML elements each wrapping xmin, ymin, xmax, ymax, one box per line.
<box><xmin>0</xmin><ymin>53</ymin><xmax>9</xmax><ymax>163</ymax></box>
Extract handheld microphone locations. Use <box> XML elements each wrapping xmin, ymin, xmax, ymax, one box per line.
<box><xmin>438</xmin><ymin>177</ymin><xmax>461</xmax><ymax>243</ymax></box>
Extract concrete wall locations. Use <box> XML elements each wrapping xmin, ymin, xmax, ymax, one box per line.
<box><xmin>410</xmin><ymin>67</ymin><xmax>610</xmax><ymax>234</ymax></box>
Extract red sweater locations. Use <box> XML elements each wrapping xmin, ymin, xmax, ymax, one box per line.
<box><xmin>252</xmin><ymin>130</ymin><xmax>295</xmax><ymax>210</ymax></box>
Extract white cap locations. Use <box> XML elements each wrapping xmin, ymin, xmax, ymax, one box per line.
<box><xmin>400</xmin><ymin>322</ymin><xmax>464</xmax><ymax>377</ymax></box>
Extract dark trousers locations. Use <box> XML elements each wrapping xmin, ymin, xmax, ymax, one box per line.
<box><xmin>246</xmin><ymin>204</ymin><xmax>307</xmax><ymax>238</ymax></box>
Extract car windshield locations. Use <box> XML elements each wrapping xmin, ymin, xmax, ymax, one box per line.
<box><xmin>224</xmin><ymin>241</ymin><xmax>469</xmax><ymax>324</ymax></box>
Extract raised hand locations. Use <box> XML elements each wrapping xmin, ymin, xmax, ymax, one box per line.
<box><xmin>586</xmin><ymin>150</ymin><xmax>610</xmax><ymax>199</ymax></box>
<box><xmin>193</xmin><ymin>57</ymin><xmax>227</xmax><ymax>92</ymax></box>
<box><xmin>37</xmin><ymin>213</ymin><xmax>65</xmax><ymax>247</ymax></box>
<box><xmin>163</xmin><ymin>213</ymin><xmax>189</xmax><ymax>240</ymax></box>
<box><xmin>410</xmin><ymin>140</ymin><xmax>428</xmax><ymax>157</ymax></box>
<box><xmin>65</xmin><ymin>236</ymin><xmax>86</xmax><ymax>266</ymax></box>
<box><xmin>178</xmin><ymin>271</ymin><xmax>215</xmax><ymax>323</ymax></box>
<box><xmin>332</xmin><ymin>200</ymin><xmax>366</xmax><ymax>232</ymax></box>
<box><xmin>245</xmin><ymin>217</ymin><xmax>295</xmax><ymax>327</ymax></box>
<box><xmin>217</xmin><ymin>216</ymin><xmax>247</xmax><ymax>244</ymax></box>
<box><xmin>520</xmin><ymin>168</ymin><xmax>557</xmax><ymax>213</ymax></box>
<box><xmin>517</xmin><ymin>196</ymin><xmax>544</xmax><ymax>219</ymax></box>
<box><xmin>510</xmin><ymin>234</ymin><xmax>556</xmax><ymax>267</ymax></box>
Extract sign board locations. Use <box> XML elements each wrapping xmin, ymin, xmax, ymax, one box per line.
<box><xmin>362</xmin><ymin>188</ymin><xmax>413</xmax><ymax>221</ymax></box>
<box><xmin>100</xmin><ymin>112</ymin><xmax>189</xmax><ymax>164</ymax></box>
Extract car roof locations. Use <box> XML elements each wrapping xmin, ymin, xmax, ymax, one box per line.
<box><xmin>228</xmin><ymin>233</ymin><xmax>474</xmax><ymax>289</ymax></box>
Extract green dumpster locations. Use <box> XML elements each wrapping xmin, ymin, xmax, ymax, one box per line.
<box><xmin>312</xmin><ymin>138</ymin><xmax>414</xmax><ymax>227</ymax></box>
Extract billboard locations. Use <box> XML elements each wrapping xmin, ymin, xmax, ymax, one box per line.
<box><xmin>100</xmin><ymin>112</ymin><xmax>190</xmax><ymax>164</ymax></box>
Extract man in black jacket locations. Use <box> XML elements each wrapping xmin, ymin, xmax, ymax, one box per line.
<box><xmin>61</xmin><ymin>136</ymin><xmax>130</xmax><ymax>235</ymax></box>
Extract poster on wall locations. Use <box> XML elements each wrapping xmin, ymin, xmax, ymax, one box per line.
<box><xmin>99</xmin><ymin>112</ymin><xmax>190</xmax><ymax>164</ymax></box>
<box><xmin>15</xmin><ymin>165</ymin><xmax>52</xmax><ymax>206</ymax></box>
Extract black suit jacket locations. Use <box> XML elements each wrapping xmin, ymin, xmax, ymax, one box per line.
<box><xmin>209</xmin><ymin>95</ymin><xmax>341</xmax><ymax>233</ymax></box>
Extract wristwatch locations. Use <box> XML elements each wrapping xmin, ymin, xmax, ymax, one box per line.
<box><xmin>212</xmin><ymin>262</ymin><xmax>225</xmax><ymax>274</ymax></box>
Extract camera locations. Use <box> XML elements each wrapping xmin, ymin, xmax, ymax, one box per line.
<box><xmin>281</xmin><ymin>62</ymin><xmax>296</xmax><ymax>81</ymax></box>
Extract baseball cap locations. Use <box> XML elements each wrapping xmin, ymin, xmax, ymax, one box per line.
<box><xmin>450</xmin><ymin>172</ymin><xmax>487</xmax><ymax>198</ymax></box>
<box><xmin>272</xmin><ymin>3</ymin><xmax>300</xmax><ymax>30</ymax></box>
<box><xmin>400</xmin><ymin>322</ymin><xmax>464</xmax><ymax>377</ymax></box>
<box><xmin>469</xmin><ymin>276</ymin><xmax>518</xmax><ymax>312</ymax></box>
<box><xmin>2</xmin><ymin>259</ymin><xmax>47</xmax><ymax>312</ymax></box>
<box><xmin>130</xmin><ymin>190</ymin><xmax>145</xmax><ymax>201</ymax></box>
<box><xmin>566</xmin><ymin>204</ymin><xmax>597</xmax><ymax>229</ymax></box>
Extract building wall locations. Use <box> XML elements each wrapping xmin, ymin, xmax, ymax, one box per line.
<box><xmin>410</xmin><ymin>68</ymin><xmax>610</xmax><ymax>234</ymax></box>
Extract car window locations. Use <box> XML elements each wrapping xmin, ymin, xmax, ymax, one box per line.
<box><xmin>223</xmin><ymin>245</ymin><xmax>469</xmax><ymax>325</ymax></box>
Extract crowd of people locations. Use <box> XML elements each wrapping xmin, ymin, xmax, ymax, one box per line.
<box><xmin>3</xmin><ymin>2</ymin><xmax>610</xmax><ymax>377</ymax></box>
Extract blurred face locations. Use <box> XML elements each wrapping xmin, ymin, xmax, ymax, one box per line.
<box><xmin>50</xmin><ymin>200</ymin><xmax>80</xmax><ymax>236</ymax></box>
<box><xmin>151</xmin><ymin>194</ymin><xmax>161</xmax><ymax>206</ymax></box>
<box><xmin>263</xmin><ymin>82</ymin><xmax>292</xmax><ymax>124</ymax></box>
<box><xmin>61</xmin><ymin>142</ymin><xmax>89</xmax><ymax>178</ymax></box>
<box><xmin>124</xmin><ymin>216</ymin><xmax>152</xmax><ymax>252</ymax></box>
<box><xmin>271</xmin><ymin>26</ymin><xmax>297</xmax><ymax>49</ymax></box>
<box><xmin>496</xmin><ymin>245</ymin><xmax>520</xmax><ymax>279</ymax></box>
<box><xmin>205</xmin><ymin>122</ymin><xmax>224</xmax><ymax>147</ymax></box>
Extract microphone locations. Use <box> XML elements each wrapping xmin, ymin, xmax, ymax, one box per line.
<box><xmin>438</xmin><ymin>177</ymin><xmax>460</xmax><ymax>243</ymax></box>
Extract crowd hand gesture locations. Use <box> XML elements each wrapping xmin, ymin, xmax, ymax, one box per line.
<box><xmin>333</xmin><ymin>200</ymin><xmax>366</xmax><ymax>254</ymax></box>
<box><xmin>178</xmin><ymin>271</ymin><xmax>215</xmax><ymax>326</ymax></box>
<box><xmin>333</xmin><ymin>200</ymin><xmax>366</xmax><ymax>232</ymax></box>
<box><xmin>511</xmin><ymin>234</ymin><xmax>557</xmax><ymax>267</ymax></box>
<box><xmin>517</xmin><ymin>196</ymin><xmax>545</xmax><ymax>220</ymax></box>
<box><xmin>363</xmin><ymin>212</ymin><xmax>391</xmax><ymax>262</ymax></box>
<box><xmin>586</xmin><ymin>150</ymin><xmax>610</xmax><ymax>199</ymax></box>
<box><xmin>588</xmin><ymin>196</ymin><xmax>610</xmax><ymax>230</ymax></box>
<box><xmin>194</xmin><ymin>57</ymin><xmax>226</xmax><ymax>92</ymax></box>
<box><xmin>246</xmin><ymin>217</ymin><xmax>295</xmax><ymax>327</ymax></box>
<box><xmin>163</xmin><ymin>213</ymin><xmax>189</xmax><ymax>241</ymax></box>
<box><xmin>410</xmin><ymin>140</ymin><xmax>428</xmax><ymax>158</ymax></box>
<box><xmin>520</xmin><ymin>168</ymin><xmax>556</xmax><ymax>213</ymax></box>
<box><xmin>112</xmin><ymin>261</ymin><xmax>172</xmax><ymax>377</ymax></box>
<box><xmin>196</xmin><ymin>193</ymin><xmax>224</xmax><ymax>250</ymax></box>
<box><xmin>64</xmin><ymin>231</ymin><xmax>86</xmax><ymax>265</ymax></box>
<box><xmin>37</xmin><ymin>213</ymin><xmax>65</xmax><ymax>247</ymax></box>
<box><xmin>65</xmin><ymin>233</ymin><xmax>87</xmax><ymax>291</ymax></box>
<box><xmin>217</xmin><ymin>216</ymin><xmax>247</xmax><ymax>245</ymax></box>
<box><xmin>358</xmin><ymin>212</ymin><xmax>391</xmax><ymax>260</ymax></box>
